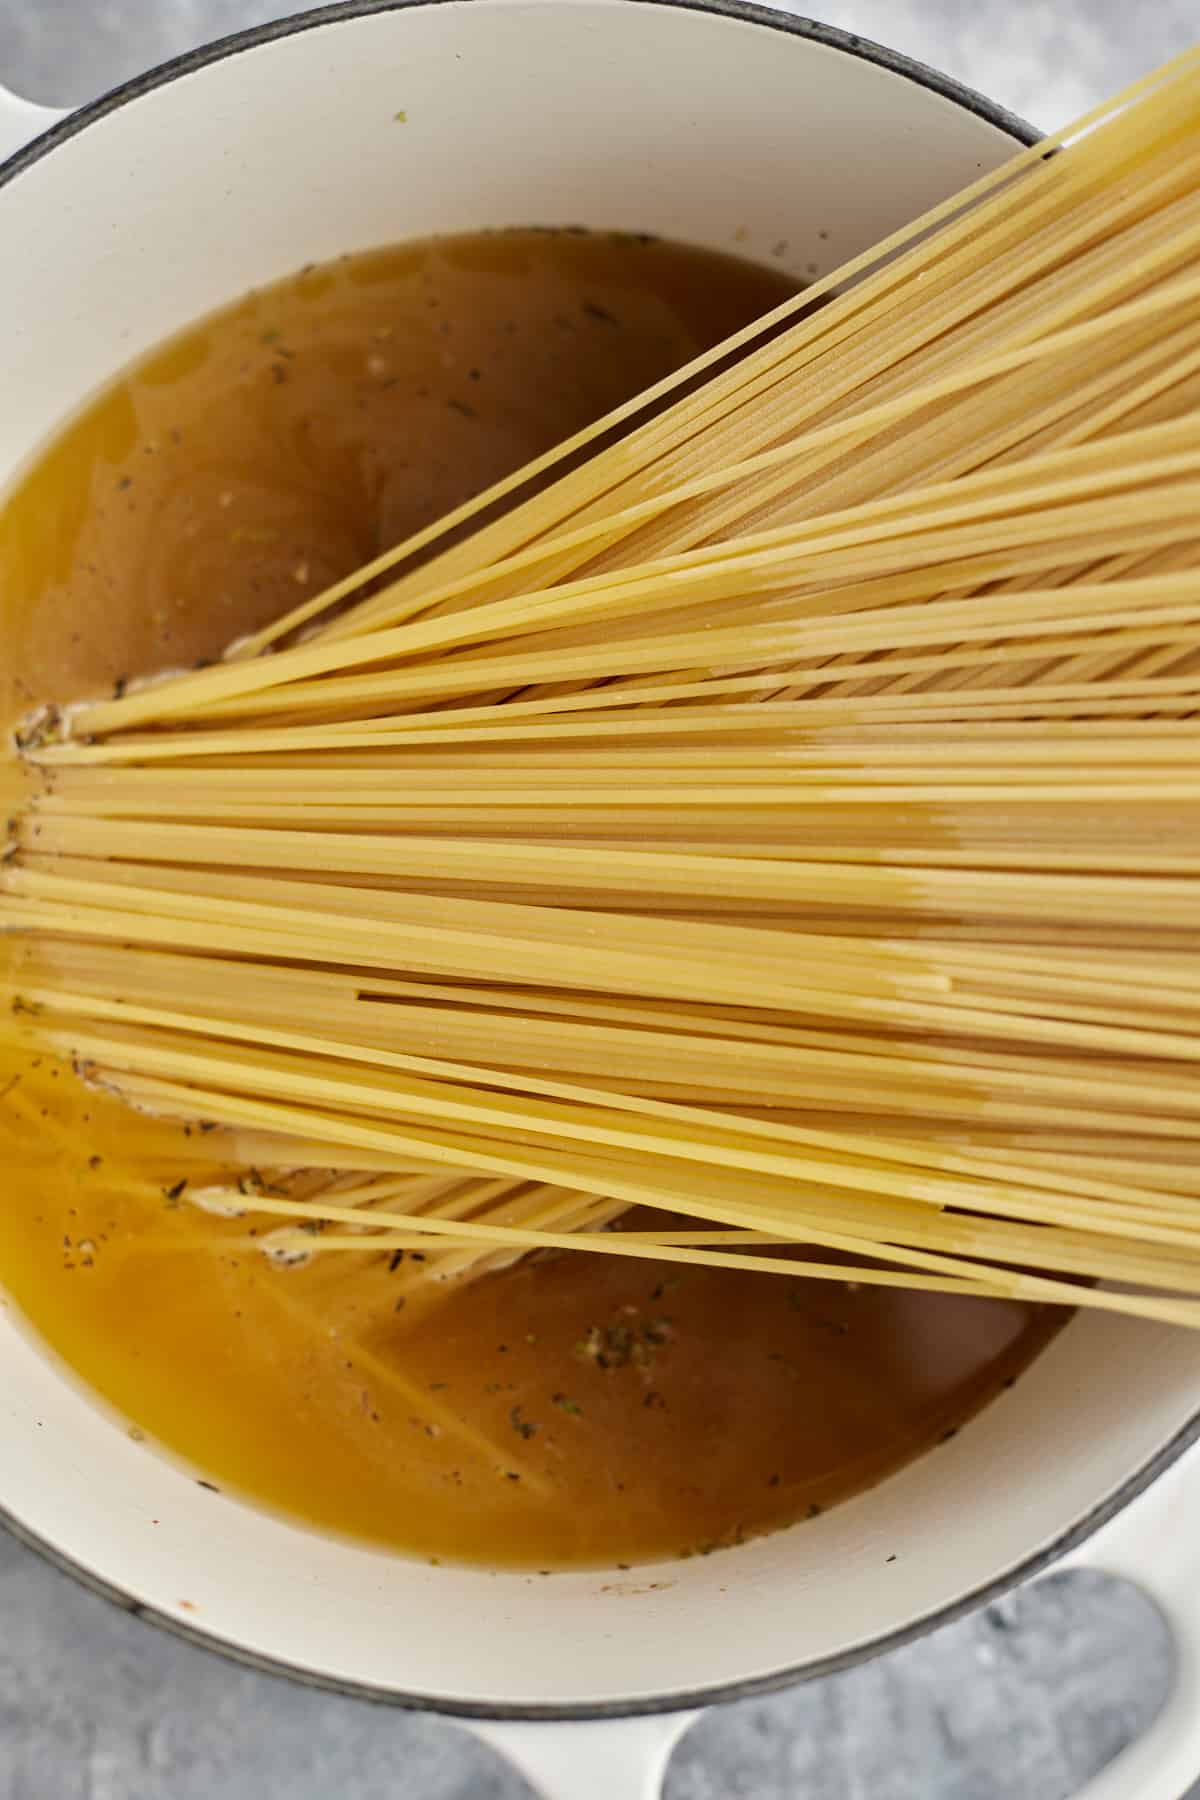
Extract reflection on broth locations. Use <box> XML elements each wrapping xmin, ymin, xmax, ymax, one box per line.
<box><xmin>0</xmin><ymin>230</ymin><xmax>1064</xmax><ymax>1568</ymax></box>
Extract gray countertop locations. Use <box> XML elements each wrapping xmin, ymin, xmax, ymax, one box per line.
<box><xmin>1</xmin><ymin>4</ymin><xmax>1197</xmax><ymax>1796</ymax></box>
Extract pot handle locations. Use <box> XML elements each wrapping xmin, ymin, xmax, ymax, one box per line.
<box><xmin>0</xmin><ymin>82</ymin><xmax>68</xmax><ymax>164</ymax></box>
<box><xmin>459</xmin><ymin>1710</ymin><xmax>700</xmax><ymax>1798</ymax></box>
<box><xmin>459</xmin><ymin>1439</ymin><xmax>1200</xmax><ymax>1800</ymax></box>
<box><xmin>1055</xmin><ymin>1437</ymin><xmax>1200</xmax><ymax>1799</ymax></box>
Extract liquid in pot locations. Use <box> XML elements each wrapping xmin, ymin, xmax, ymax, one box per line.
<box><xmin>0</xmin><ymin>229</ymin><xmax>1065</xmax><ymax>1567</ymax></box>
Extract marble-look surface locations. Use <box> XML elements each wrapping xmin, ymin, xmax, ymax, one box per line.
<box><xmin>1</xmin><ymin>3</ymin><xmax>1198</xmax><ymax>1796</ymax></box>
<box><xmin>1</xmin><ymin>0</ymin><xmax>1197</xmax><ymax>126</ymax></box>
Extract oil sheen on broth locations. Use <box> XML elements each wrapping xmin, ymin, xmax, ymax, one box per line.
<box><xmin>0</xmin><ymin>230</ymin><xmax>1064</xmax><ymax>1569</ymax></box>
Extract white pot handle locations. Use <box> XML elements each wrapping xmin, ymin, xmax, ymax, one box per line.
<box><xmin>0</xmin><ymin>82</ymin><xmax>68</xmax><ymax>164</ymax></box>
<box><xmin>1054</xmin><ymin>1438</ymin><xmax>1200</xmax><ymax>1799</ymax></box>
<box><xmin>460</xmin><ymin>1440</ymin><xmax>1200</xmax><ymax>1799</ymax></box>
<box><xmin>460</xmin><ymin>1711</ymin><xmax>699</xmax><ymax>1798</ymax></box>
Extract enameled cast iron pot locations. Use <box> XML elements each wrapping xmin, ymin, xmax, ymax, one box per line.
<box><xmin>2</xmin><ymin>5</ymin><xmax>1199</xmax><ymax>1794</ymax></box>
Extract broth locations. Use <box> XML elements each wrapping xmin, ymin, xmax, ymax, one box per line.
<box><xmin>0</xmin><ymin>229</ymin><xmax>1064</xmax><ymax>1568</ymax></box>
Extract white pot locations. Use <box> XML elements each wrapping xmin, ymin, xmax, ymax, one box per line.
<box><xmin>2</xmin><ymin>7</ymin><xmax>1198</xmax><ymax>1796</ymax></box>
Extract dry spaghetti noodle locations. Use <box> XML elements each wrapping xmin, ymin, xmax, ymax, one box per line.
<box><xmin>5</xmin><ymin>50</ymin><xmax>1200</xmax><ymax>1328</ymax></box>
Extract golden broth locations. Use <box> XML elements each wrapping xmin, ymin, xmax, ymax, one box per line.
<box><xmin>0</xmin><ymin>230</ymin><xmax>1064</xmax><ymax>1568</ymax></box>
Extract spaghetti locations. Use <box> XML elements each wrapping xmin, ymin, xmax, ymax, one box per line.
<box><xmin>5</xmin><ymin>51</ymin><xmax>1200</xmax><ymax>1328</ymax></box>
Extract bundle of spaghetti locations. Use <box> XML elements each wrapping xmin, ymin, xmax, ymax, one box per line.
<box><xmin>4</xmin><ymin>52</ymin><xmax>1200</xmax><ymax>1324</ymax></box>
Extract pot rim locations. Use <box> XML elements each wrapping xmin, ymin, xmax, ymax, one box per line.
<box><xmin>0</xmin><ymin>0</ymin><xmax>1041</xmax><ymax>184</ymax></box>
<box><xmin>6</xmin><ymin>0</ymin><xmax>1183</xmax><ymax>1727</ymax></box>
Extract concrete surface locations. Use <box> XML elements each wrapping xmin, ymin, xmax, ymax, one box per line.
<box><xmin>1</xmin><ymin>3</ymin><xmax>1197</xmax><ymax>1795</ymax></box>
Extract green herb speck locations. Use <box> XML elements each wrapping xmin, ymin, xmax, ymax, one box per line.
<box><xmin>509</xmin><ymin>1405</ymin><xmax>537</xmax><ymax>1440</ymax></box>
